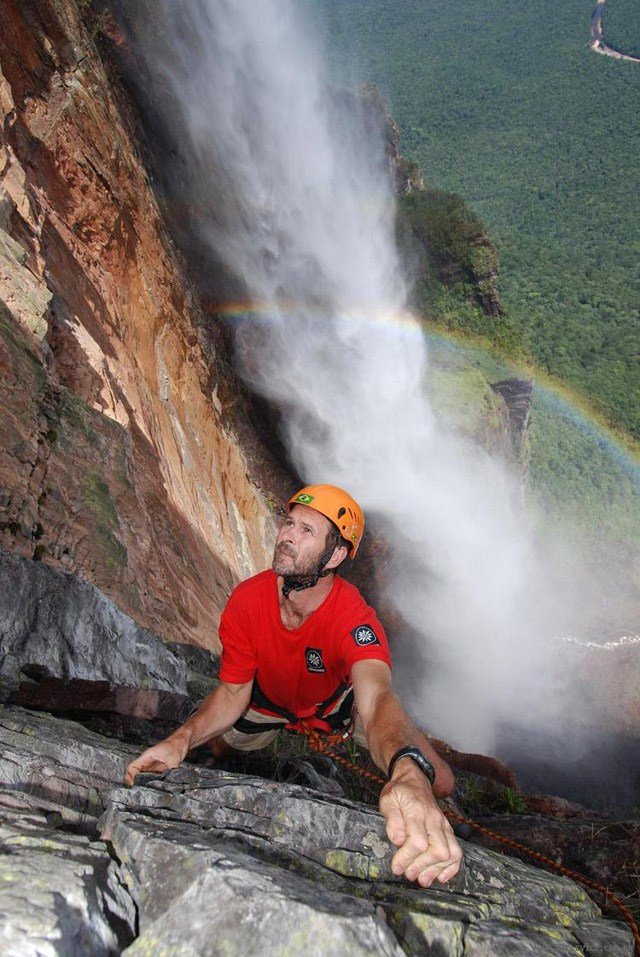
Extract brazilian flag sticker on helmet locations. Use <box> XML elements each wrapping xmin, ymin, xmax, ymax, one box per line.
<box><xmin>295</xmin><ymin>493</ymin><xmax>315</xmax><ymax>504</ymax></box>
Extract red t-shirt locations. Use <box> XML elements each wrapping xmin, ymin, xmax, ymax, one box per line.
<box><xmin>219</xmin><ymin>570</ymin><xmax>391</xmax><ymax>724</ymax></box>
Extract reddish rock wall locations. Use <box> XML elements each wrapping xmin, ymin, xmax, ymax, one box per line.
<box><xmin>0</xmin><ymin>0</ymin><xmax>282</xmax><ymax>649</ymax></box>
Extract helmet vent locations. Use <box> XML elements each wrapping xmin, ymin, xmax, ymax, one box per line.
<box><xmin>337</xmin><ymin>507</ymin><xmax>346</xmax><ymax>519</ymax></box>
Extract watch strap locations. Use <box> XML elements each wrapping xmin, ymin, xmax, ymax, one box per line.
<box><xmin>387</xmin><ymin>746</ymin><xmax>436</xmax><ymax>786</ymax></box>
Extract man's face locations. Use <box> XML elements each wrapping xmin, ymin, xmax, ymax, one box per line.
<box><xmin>272</xmin><ymin>504</ymin><xmax>333</xmax><ymax>578</ymax></box>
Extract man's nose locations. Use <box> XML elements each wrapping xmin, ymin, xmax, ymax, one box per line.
<box><xmin>280</xmin><ymin>524</ymin><xmax>297</xmax><ymax>544</ymax></box>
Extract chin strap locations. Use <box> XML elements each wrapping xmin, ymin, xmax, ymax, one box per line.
<box><xmin>281</xmin><ymin>567</ymin><xmax>331</xmax><ymax>598</ymax></box>
<box><xmin>281</xmin><ymin>541</ymin><xmax>337</xmax><ymax>598</ymax></box>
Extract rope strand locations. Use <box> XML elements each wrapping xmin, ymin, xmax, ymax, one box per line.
<box><xmin>297</xmin><ymin>725</ymin><xmax>640</xmax><ymax>955</ymax></box>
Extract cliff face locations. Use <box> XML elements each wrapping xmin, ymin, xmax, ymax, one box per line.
<box><xmin>0</xmin><ymin>0</ymin><xmax>281</xmax><ymax>650</ymax></box>
<box><xmin>361</xmin><ymin>85</ymin><xmax>425</xmax><ymax>196</ymax></box>
<box><xmin>490</xmin><ymin>378</ymin><xmax>533</xmax><ymax>470</ymax></box>
<box><xmin>0</xmin><ymin>5</ymin><xmax>637</xmax><ymax>954</ymax></box>
<box><xmin>0</xmin><ymin>704</ymin><xmax>634</xmax><ymax>957</ymax></box>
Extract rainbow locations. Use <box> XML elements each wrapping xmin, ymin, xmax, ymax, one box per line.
<box><xmin>204</xmin><ymin>298</ymin><xmax>640</xmax><ymax>477</ymax></box>
<box><xmin>206</xmin><ymin>299</ymin><xmax>422</xmax><ymax>334</ymax></box>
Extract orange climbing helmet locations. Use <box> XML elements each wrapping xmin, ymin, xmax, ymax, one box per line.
<box><xmin>288</xmin><ymin>484</ymin><xmax>365</xmax><ymax>557</ymax></box>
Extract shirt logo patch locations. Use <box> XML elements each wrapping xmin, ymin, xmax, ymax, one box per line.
<box><xmin>305</xmin><ymin>647</ymin><xmax>326</xmax><ymax>673</ymax></box>
<box><xmin>351</xmin><ymin>624</ymin><xmax>380</xmax><ymax>647</ymax></box>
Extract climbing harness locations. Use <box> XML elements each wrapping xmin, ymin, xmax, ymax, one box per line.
<box><xmin>297</xmin><ymin>723</ymin><xmax>640</xmax><ymax>956</ymax></box>
<box><xmin>250</xmin><ymin>678</ymin><xmax>353</xmax><ymax>731</ymax></box>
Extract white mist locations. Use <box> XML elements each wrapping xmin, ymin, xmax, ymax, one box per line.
<box><xmin>125</xmin><ymin>0</ymin><xmax>591</xmax><ymax>753</ymax></box>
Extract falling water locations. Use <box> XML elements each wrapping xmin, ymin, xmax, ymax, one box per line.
<box><xmin>117</xmin><ymin>0</ymin><xmax>618</xmax><ymax>757</ymax></box>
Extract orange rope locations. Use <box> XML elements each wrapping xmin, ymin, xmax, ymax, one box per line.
<box><xmin>297</xmin><ymin>725</ymin><xmax>640</xmax><ymax>956</ymax></box>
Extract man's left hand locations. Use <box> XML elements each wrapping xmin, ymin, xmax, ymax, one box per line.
<box><xmin>379</xmin><ymin>764</ymin><xmax>463</xmax><ymax>886</ymax></box>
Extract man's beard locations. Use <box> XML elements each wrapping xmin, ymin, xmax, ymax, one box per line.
<box><xmin>272</xmin><ymin>542</ymin><xmax>323</xmax><ymax>579</ymax></box>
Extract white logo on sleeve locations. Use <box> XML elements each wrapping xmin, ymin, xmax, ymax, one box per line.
<box><xmin>351</xmin><ymin>624</ymin><xmax>380</xmax><ymax>647</ymax></box>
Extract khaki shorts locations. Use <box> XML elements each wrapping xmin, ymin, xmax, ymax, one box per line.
<box><xmin>221</xmin><ymin>687</ymin><xmax>368</xmax><ymax>753</ymax></box>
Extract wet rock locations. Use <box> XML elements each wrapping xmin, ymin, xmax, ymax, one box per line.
<box><xmin>462</xmin><ymin>920</ymin><xmax>583</xmax><ymax>956</ymax></box>
<box><xmin>490</xmin><ymin>378</ymin><xmax>533</xmax><ymax>466</ymax></box>
<box><xmin>0</xmin><ymin>705</ymin><xmax>137</xmax><ymax>815</ymax></box>
<box><xmin>102</xmin><ymin>769</ymin><xmax>605</xmax><ymax>931</ymax></box>
<box><xmin>164</xmin><ymin>641</ymin><xmax>219</xmax><ymax>701</ymax></box>
<box><xmin>103</xmin><ymin>767</ymin><xmax>399</xmax><ymax>882</ymax></box>
<box><xmin>574</xmin><ymin>918</ymin><xmax>636</xmax><ymax>957</ymax></box>
<box><xmin>8</xmin><ymin>673</ymin><xmax>197</xmax><ymax>752</ymax></box>
<box><xmin>123</xmin><ymin>865</ymin><xmax>402</xmax><ymax>957</ymax></box>
<box><xmin>387</xmin><ymin>907</ymin><xmax>465</xmax><ymax>956</ymax></box>
<box><xmin>101</xmin><ymin>768</ymin><xmax>634</xmax><ymax>954</ymax></box>
<box><xmin>276</xmin><ymin>755</ymin><xmax>345</xmax><ymax>795</ymax></box>
<box><xmin>111</xmin><ymin>812</ymin><xmax>403</xmax><ymax>957</ymax></box>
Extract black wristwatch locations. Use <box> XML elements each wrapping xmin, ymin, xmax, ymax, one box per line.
<box><xmin>387</xmin><ymin>746</ymin><xmax>436</xmax><ymax>786</ymax></box>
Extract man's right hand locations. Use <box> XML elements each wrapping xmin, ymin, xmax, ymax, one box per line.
<box><xmin>124</xmin><ymin>735</ymin><xmax>189</xmax><ymax>787</ymax></box>
<box><xmin>124</xmin><ymin>680</ymin><xmax>253</xmax><ymax>787</ymax></box>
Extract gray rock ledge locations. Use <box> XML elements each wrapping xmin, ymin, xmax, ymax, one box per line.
<box><xmin>0</xmin><ymin>706</ymin><xmax>634</xmax><ymax>956</ymax></box>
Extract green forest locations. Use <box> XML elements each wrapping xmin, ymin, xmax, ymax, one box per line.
<box><xmin>604</xmin><ymin>0</ymin><xmax>640</xmax><ymax>58</ymax></box>
<box><xmin>397</xmin><ymin>189</ymin><xmax>526</xmax><ymax>355</ymax></box>
<box><xmin>309</xmin><ymin>0</ymin><xmax>640</xmax><ymax>442</ymax></box>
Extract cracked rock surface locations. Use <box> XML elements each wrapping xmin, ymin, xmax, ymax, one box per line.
<box><xmin>0</xmin><ymin>706</ymin><xmax>633</xmax><ymax>956</ymax></box>
<box><xmin>0</xmin><ymin>789</ymin><xmax>135</xmax><ymax>956</ymax></box>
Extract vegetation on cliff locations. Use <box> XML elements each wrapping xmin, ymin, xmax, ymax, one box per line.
<box><xmin>398</xmin><ymin>189</ymin><xmax>525</xmax><ymax>357</ymax></box>
<box><xmin>424</xmin><ymin>332</ymin><xmax>640</xmax><ymax>642</ymax></box>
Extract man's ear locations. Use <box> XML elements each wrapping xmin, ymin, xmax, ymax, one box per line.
<box><xmin>326</xmin><ymin>544</ymin><xmax>348</xmax><ymax>570</ymax></box>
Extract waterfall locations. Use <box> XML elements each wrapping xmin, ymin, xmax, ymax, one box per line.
<box><xmin>119</xmin><ymin>0</ymin><xmax>588</xmax><ymax>752</ymax></box>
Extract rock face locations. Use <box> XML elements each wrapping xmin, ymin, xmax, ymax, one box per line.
<box><xmin>0</xmin><ymin>704</ymin><xmax>634</xmax><ymax>957</ymax></box>
<box><xmin>0</xmin><ymin>0</ymin><xmax>283</xmax><ymax>650</ymax></box>
<box><xmin>490</xmin><ymin>378</ymin><xmax>533</xmax><ymax>469</ymax></box>
<box><xmin>0</xmin><ymin>547</ymin><xmax>192</xmax><ymax>696</ymax></box>
<box><xmin>0</xmin><ymin>790</ymin><xmax>136</xmax><ymax>956</ymax></box>
<box><xmin>471</xmin><ymin>811</ymin><xmax>640</xmax><ymax>916</ymax></box>
<box><xmin>427</xmin><ymin>362</ymin><xmax>515</xmax><ymax>461</ymax></box>
<box><xmin>361</xmin><ymin>85</ymin><xmax>425</xmax><ymax>196</ymax></box>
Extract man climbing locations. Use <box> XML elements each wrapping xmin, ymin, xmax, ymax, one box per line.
<box><xmin>125</xmin><ymin>484</ymin><xmax>462</xmax><ymax>887</ymax></box>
